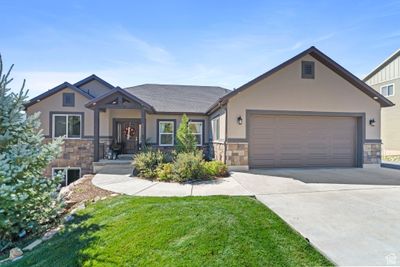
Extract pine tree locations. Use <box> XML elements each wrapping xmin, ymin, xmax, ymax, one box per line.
<box><xmin>0</xmin><ymin>55</ymin><xmax>64</xmax><ymax>245</ymax></box>
<box><xmin>176</xmin><ymin>114</ymin><xmax>197</xmax><ymax>153</ymax></box>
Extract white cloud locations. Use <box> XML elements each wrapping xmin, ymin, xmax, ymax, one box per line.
<box><xmin>113</xmin><ymin>29</ymin><xmax>174</xmax><ymax>64</ymax></box>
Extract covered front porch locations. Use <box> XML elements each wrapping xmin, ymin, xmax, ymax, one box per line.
<box><xmin>85</xmin><ymin>87</ymin><xmax>155</xmax><ymax>162</ymax></box>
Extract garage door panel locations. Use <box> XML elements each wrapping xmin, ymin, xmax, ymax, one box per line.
<box><xmin>249</xmin><ymin>115</ymin><xmax>357</xmax><ymax>168</ymax></box>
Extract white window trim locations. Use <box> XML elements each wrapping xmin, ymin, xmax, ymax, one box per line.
<box><xmin>212</xmin><ymin>117</ymin><xmax>220</xmax><ymax>141</ymax></box>
<box><xmin>380</xmin><ymin>83</ymin><xmax>395</xmax><ymax>97</ymax></box>
<box><xmin>52</xmin><ymin>167</ymin><xmax>81</xmax><ymax>185</ymax></box>
<box><xmin>52</xmin><ymin>114</ymin><xmax>82</xmax><ymax>139</ymax></box>
<box><xmin>189</xmin><ymin>121</ymin><xmax>203</xmax><ymax>146</ymax></box>
<box><xmin>158</xmin><ymin>120</ymin><xmax>175</xmax><ymax>146</ymax></box>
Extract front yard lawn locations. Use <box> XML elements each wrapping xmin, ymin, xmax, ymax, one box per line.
<box><xmin>7</xmin><ymin>196</ymin><xmax>332</xmax><ymax>267</ymax></box>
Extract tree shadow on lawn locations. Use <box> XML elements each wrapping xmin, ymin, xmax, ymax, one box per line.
<box><xmin>9</xmin><ymin>213</ymin><xmax>116</xmax><ymax>267</ymax></box>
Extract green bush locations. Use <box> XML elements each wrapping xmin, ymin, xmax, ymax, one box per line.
<box><xmin>176</xmin><ymin>114</ymin><xmax>197</xmax><ymax>153</ymax></box>
<box><xmin>134</xmin><ymin>149</ymin><xmax>229</xmax><ymax>182</ymax></box>
<box><xmin>133</xmin><ymin>150</ymin><xmax>167</xmax><ymax>178</ymax></box>
<box><xmin>204</xmin><ymin>161</ymin><xmax>229</xmax><ymax>177</ymax></box>
<box><xmin>156</xmin><ymin>163</ymin><xmax>174</xmax><ymax>181</ymax></box>
<box><xmin>172</xmin><ymin>151</ymin><xmax>208</xmax><ymax>182</ymax></box>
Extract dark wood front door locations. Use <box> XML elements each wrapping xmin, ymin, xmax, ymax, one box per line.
<box><xmin>114</xmin><ymin>119</ymin><xmax>140</xmax><ymax>154</ymax></box>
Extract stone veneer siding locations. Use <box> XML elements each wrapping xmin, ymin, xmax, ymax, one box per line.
<box><xmin>225</xmin><ymin>142</ymin><xmax>248</xmax><ymax>166</ymax></box>
<box><xmin>211</xmin><ymin>142</ymin><xmax>225</xmax><ymax>162</ymax></box>
<box><xmin>363</xmin><ymin>142</ymin><xmax>381</xmax><ymax>165</ymax></box>
<box><xmin>44</xmin><ymin>138</ymin><xmax>94</xmax><ymax>177</ymax></box>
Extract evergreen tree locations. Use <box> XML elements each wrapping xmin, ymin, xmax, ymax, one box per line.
<box><xmin>176</xmin><ymin>114</ymin><xmax>197</xmax><ymax>153</ymax></box>
<box><xmin>0</xmin><ymin>55</ymin><xmax>63</xmax><ymax>244</ymax></box>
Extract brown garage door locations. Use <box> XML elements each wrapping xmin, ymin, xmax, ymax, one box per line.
<box><xmin>249</xmin><ymin>115</ymin><xmax>357</xmax><ymax>168</ymax></box>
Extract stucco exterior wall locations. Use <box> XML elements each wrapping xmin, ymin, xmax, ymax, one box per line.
<box><xmin>227</xmin><ymin>54</ymin><xmax>381</xmax><ymax>140</ymax></box>
<box><xmin>26</xmin><ymin>88</ymin><xmax>94</xmax><ymax>137</ymax></box>
<box><xmin>368</xmin><ymin>78</ymin><xmax>400</xmax><ymax>154</ymax></box>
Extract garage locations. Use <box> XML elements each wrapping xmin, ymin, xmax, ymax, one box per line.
<box><xmin>248</xmin><ymin>114</ymin><xmax>358</xmax><ymax>168</ymax></box>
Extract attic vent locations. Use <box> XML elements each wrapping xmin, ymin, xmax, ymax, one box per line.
<box><xmin>63</xmin><ymin>93</ymin><xmax>75</xmax><ymax>107</ymax></box>
<box><xmin>302</xmin><ymin>61</ymin><xmax>315</xmax><ymax>79</ymax></box>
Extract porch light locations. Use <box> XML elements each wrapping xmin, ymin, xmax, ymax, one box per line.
<box><xmin>369</xmin><ymin>118</ymin><xmax>376</xmax><ymax>126</ymax></box>
<box><xmin>237</xmin><ymin>116</ymin><xmax>243</xmax><ymax>125</ymax></box>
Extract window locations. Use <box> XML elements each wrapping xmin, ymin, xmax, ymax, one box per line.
<box><xmin>381</xmin><ymin>84</ymin><xmax>395</xmax><ymax>97</ymax></box>
<box><xmin>63</xmin><ymin>93</ymin><xmax>75</xmax><ymax>107</ymax></box>
<box><xmin>302</xmin><ymin>61</ymin><xmax>315</xmax><ymax>79</ymax></box>
<box><xmin>53</xmin><ymin>114</ymin><xmax>81</xmax><ymax>138</ymax></box>
<box><xmin>189</xmin><ymin>121</ymin><xmax>203</xmax><ymax>146</ymax></box>
<box><xmin>158</xmin><ymin>120</ymin><xmax>174</xmax><ymax>146</ymax></box>
<box><xmin>52</xmin><ymin>167</ymin><xmax>81</xmax><ymax>186</ymax></box>
<box><xmin>211</xmin><ymin>117</ymin><xmax>220</xmax><ymax>140</ymax></box>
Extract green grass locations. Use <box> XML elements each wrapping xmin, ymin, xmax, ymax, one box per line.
<box><xmin>6</xmin><ymin>196</ymin><xmax>332</xmax><ymax>267</ymax></box>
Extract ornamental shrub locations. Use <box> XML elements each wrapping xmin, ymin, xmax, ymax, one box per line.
<box><xmin>156</xmin><ymin>163</ymin><xmax>174</xmax><ymax>181</ymax></box>
<box><xmin>204</xmin><ymin>161</ymin><xmax>229</xmax><ymax>177</ymax></box>
<box><xmin>0</xmin><ymin>56</ymin><xmax>64</xmax><ymax>245</ymax></box>
<box><xmin>133</xmin><ymin>149</ymin><xmax>168</xmax><ymax>178</ymax></box>
<box><xmin>172</xmin><ymin>151</ymin><xmax>208</xmax><ymax>182</ymax></box>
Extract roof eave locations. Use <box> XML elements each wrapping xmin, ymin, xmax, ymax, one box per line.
<box><xmin>24</xmin><ymin>82</ymin><xmax>93</xmax><ymax>109</ymax></box>
<box><xmin>85</xmin><ymin>87</ymin><xmax>156</xmax><ymax>112</ymax></box>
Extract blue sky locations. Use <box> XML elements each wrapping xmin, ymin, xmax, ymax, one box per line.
<box><xmin>2</xmin><ymin>0</ymin><xmax>400</xmax><ymax>97</ymax></box>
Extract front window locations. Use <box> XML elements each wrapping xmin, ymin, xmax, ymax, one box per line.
<box><xmin>52</xmin><ymin>167</ymin><xmax>81</xmax><ymax>186</ymax></box>
<box><xmin>159</xmin><ymin>121</ymin><xmax>174</xmax><ymax>146</ymax></box>
<box><xmin>53</xmin><ymin>114</ymin><xmax>81</xmax><ymax>138</ymax></box>
<box><xmin>212</xmin><ymin>117</ymin><xmax>220</xmax><ymax>140</ymax></box>
<box><xmin>381</xmin><ymin>84</ymin><xmax>394</xmax><ymax>97</ymax></box>
<box><xmin>189</xmin><ymin>121</ymin><xmax>203</xmax><ymax>146</ymax></box>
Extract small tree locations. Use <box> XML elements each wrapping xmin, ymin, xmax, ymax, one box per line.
<box><xmin>176</xmin><ymin>114</ymin><xmax>197</xmax><ymax>153</ymax></box>
<box><xmin>0</xmin><ymin>55</ymin><xmax>64</xmax><ymax>245</ymax></box>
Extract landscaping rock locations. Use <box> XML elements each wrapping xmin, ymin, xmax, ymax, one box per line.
<box><xmin>23</xmin><ymin>239</ymin><xmax>42</xmax><ymax>251</ymax></box>
<box><xmin>64</xmin><ymin>214</ymin><xmax>74</xmax><ymax>222</ymax></box>
<box><xmin>42</xmin><ymin>227</ymin><xmax>60</xmax><ymax>240</ymax></box>
<box><xmin>93</xmin><ymin>196</ymin><xmax>101</xmax><ymax>202</ymax></box>
<box><xmin>70</xmin><ymin>203</ymin><xmax>86</xmax><ymax>214</ymax></box>
<box><xmin>9</xmin><ymin>247</ymin><xmax>23</xmax><ymax>260</ymax></box>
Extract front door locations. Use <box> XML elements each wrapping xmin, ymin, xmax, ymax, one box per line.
<box><xmin>114</xmin><ymin>119</ymin><xmax>140</xmax><ymax>154</ymax></box>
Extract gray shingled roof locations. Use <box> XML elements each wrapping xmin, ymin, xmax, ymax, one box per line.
<box><xmin>123</xmin><ymin>84</ymin><xmax>230</xmax><ymax>113</ymax></box>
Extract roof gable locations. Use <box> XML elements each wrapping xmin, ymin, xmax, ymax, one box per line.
<box><xmin>85</xmin><ymin>87</ymin><xmax>155</xmax><ymax>112</ymax></box>
<box><xmin>207</xmin><ymin>46</ymin><xmax>393</xmax><ymax>114</ymax></box>
<box><xmin>74</xmin><ymin>74</ymin><xmax>115</xmax><ymax>90</ymax></box>
<box><xmin>24</xmin><ymin>82</ymin><xmax>93</xmax><ymax>109</ymax></box>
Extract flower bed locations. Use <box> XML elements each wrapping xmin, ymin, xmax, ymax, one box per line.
<box><xmin>133</xmin><ymin>149</ymin><xmax>229</xmax><ymax>182</ymax></box>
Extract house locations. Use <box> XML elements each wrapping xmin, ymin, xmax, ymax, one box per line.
<box><xmin>25</xmin><ymin>46</ymin><xmax>393</xmax><ymax>182</ymax></box>
<box><xmin>363</xmin><ymin>49</ymin><xmax>400</xmax><ymax>156</ymax></box>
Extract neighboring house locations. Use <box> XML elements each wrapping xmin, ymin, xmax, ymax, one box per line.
<box><xmin>364</xmin><ymin>49</ymin><xmax>400</xmax><ymax>155</ymax></box>
<box><xmin>25</xmin><ymin>46</ymin><xmax>393</xmax><ymax>181</ymax></box>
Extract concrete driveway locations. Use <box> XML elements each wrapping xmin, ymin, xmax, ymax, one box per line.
<box><xmin>233</xmin><ymin>168</ymin><xmax>400</xmax><ymax>266</ymax></box>
<box><xmin>93</xmin><ymin>167</ymin><xmax>400</xmax><ymax>265</ymax></box>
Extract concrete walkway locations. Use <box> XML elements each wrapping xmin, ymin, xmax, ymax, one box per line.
<box><xmin>92</xmin><ymin>173</ymin><xmax>253</xmax><ymax>196</ymax></box>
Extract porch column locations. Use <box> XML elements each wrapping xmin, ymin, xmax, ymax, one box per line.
<box><xmin>141</xmin><ymin>109</ymin><xmax>146</xmax><ymax>149</ymax></box>
<box><xmin>94</xmin><ymin>107</ymin><xmax>100</xmax><ymax>161</ymax></box>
